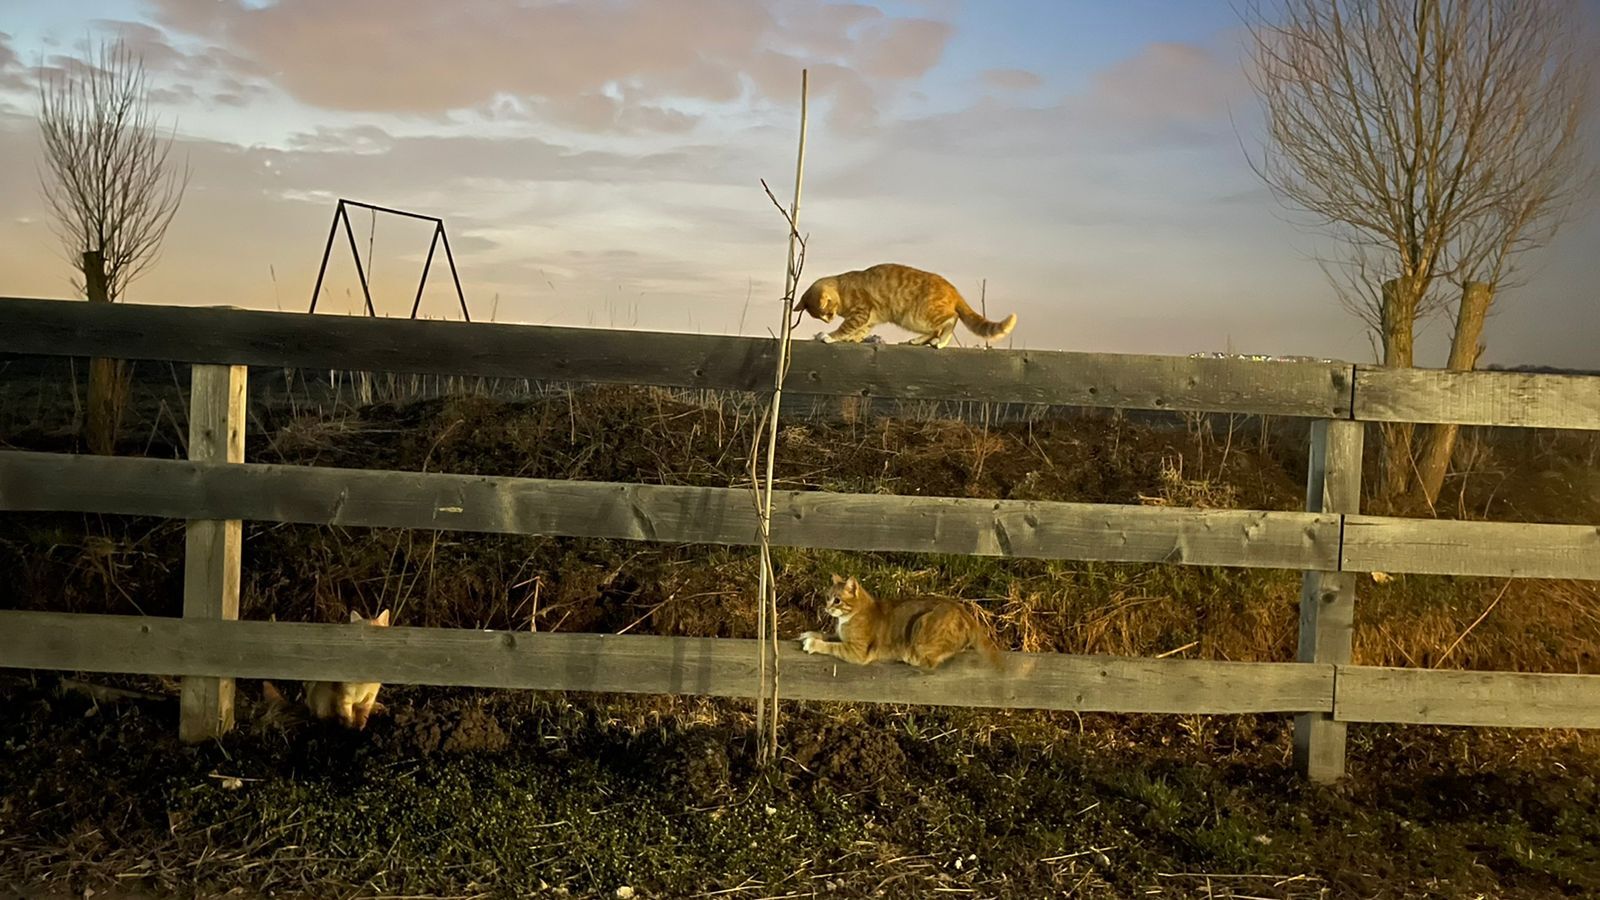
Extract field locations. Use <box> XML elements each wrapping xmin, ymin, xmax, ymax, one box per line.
<box><xmin>3</xmin><ymin>359</ymin><xmax>1600</xmax><ymax>898</ymax></box>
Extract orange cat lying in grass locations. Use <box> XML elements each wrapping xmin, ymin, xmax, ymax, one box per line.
<box><xmin>263</xmin><ymin>608</ymin><xmax>391</xmax><ymax>730</ymax></box>
<box><xmin>798</xmin><ymin>575</ymin><xmax>1004</xmax><ymax>670</ymax></box>
<box><xmin>794</xmin><ymin>262</ymin><xmax>1017</xmax><ymax>348</ymax></box>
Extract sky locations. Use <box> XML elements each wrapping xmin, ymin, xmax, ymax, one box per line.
<box><xmin>0</xmin><ymin>0</ymin><xmax>1596</xmax><ymax>367</ymax></box>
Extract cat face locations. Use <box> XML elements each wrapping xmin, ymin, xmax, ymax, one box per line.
<box><xmin>824</xmin><ymin>574</ymin><xmax>864</xmax><ymax>620</ymax></box>
<box><xmin>794</xmin><ymin>280</ymin><xmax>838</xmax><ymax>322</ymax></box>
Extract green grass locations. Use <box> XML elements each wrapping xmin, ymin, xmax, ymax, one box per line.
<box><xmin>7</xmin><ymin>682</ymin><xmax>1600</xmax><ymax>898</ymax></box>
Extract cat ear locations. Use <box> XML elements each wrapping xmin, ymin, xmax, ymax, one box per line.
<box><xmin>348</xmin><ymin>610</ymin><xmax>363</xmax><ymax>624</ymax></box>
<box><xmin>831</xmin><ymin>573</ymin><xmax>845</xmax><ymax>585</ymax></box>
<box><xmin>792</xmin><ymin>295</ymin><xmax>806</xmax><ymax>311</ymax></box>
<box><xmin>844</xmin><ymin>576</ymin><xmax>860</xmax><ymax>593</ymax></box>
<box><xmin>373</xmin><ymin>609</ymin><xmax>391</xmax><ymax>627</ymax></box>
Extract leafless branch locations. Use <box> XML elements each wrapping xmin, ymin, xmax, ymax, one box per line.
<box><xmin>1244</xmin><ymin>0</ymin><xmax>1592</xmax><ymax>340</ymax></box>
<box><xmin>37</xmin><ymin>38</ymin><xmax>190</xmax><ymax>299</ymax></box>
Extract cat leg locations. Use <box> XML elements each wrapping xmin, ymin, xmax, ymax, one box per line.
<box><xmin>351</xmin><ymin>699</ymin><xmax>376</xmax><ymax>731</ymax></box>
<box><xmin>800</xmin><ymin>632</ymin><xmax>873</xmax><ymax>664</ymax></box>
<box><xmin>906</xmin><ymin>647</ymin><xmax>957</xmax><ymax>669</ymax></box>
<box><xmin>800</xmin><ymin>631</ymin><xmax>841</xmax><ymax>655</ymax></box>
<box><xmin>930</xmin><ymin>320</ymin><xmax>957</xmax><ymax>349</ymax></box>
<box><xmin>827</xmin><ymin>313</ymin><xmax>874</xmax><ymax>343</ymax></box>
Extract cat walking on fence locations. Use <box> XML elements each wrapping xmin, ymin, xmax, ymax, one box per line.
<box><xmin>794</xmin><ymin>263</ymin><xmax>1017</xmax><ymax>348</ymax></box>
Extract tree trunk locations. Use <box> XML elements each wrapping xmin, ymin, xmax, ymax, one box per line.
<box><xmin>83</xmin><ymin>251</ymin><xmax>129</xmax><ymax>456</ymax></box>
<box><xmin>1377</xmin><ymin>276</ymin><xmax>1419</xmax><ymax>499</ymax></box>
<box><xmin>1414</xmin><ymin>281</ymin><xmax>1491</xmax><ymax>506</ymax></box>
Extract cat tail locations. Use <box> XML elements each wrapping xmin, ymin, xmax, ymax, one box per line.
<box><xmin>954</xmin><ymin>298</ymin><xmax>1017</xmax><ymax>340</ymax></box>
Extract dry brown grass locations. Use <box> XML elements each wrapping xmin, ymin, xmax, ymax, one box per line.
<box><xmin>3</xmin><ymin>379</ymin><xmax>1598</xmax><ymax>679</ymax></box>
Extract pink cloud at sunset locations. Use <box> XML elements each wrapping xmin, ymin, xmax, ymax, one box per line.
<box><xmin>0</xmin><ymin>1</ymin><xmax>1594</xmax><ymax>368</ymax></box>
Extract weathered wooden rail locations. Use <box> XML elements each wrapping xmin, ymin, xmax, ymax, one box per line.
<box><xmin>1</xmin><ymin>296</ymin><xmax>1597</xmax><ymax>782</ymax></box>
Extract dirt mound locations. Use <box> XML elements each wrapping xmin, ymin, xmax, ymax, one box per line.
<box><xmin>385</xmin><ymin>700</ymin><xmax>510</xmax><ymax>756</ymax></box>
<box><xmin>792</xmin><ymin>720</ymin><xmax>908</xmax><ymax>795</ymax></box>
<box><xmin>650</xmin><ymin>724</ymin><xmax>737</xmax><ymax>806</ymax></box>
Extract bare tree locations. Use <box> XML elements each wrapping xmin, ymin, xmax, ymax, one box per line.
<box><xmin>38</xmin><ymin>38</ymin><xmax>189</xmax><ymax>453</ymax></box>
<box><xmin>1245</xmin><ymin>0</ymin><xmax>1592</xmax><ymax>502</ymax></box>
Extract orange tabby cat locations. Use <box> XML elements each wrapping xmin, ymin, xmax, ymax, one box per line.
<box><xmin>278</xmin><ymin>608</ymin><xmax>392</xmax><ymax>730</ymax></box>
<box><xmin>794</xmin><ymin>263</ymin><xmax>1017</xmax><ymax>348</ymax></box>
<box><xmin>798</xmin><ymin>575</ymin><xmax>1004</xmax><ymax>670</ymax></box>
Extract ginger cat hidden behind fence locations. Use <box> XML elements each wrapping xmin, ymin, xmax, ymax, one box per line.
<box><xmin>799</xmin><ymin>575</ymin><xmax>1004</xmax><ymax>671</ymax></box>
<box><xmin>794</xmin><ymin>263</ymin><xmax>1017</xmax><ymax>348</ymax></box>
<box><xmin>263</xmin><ymin>608</ymin><xmax>392</xmax><ymax>730</ymax></box>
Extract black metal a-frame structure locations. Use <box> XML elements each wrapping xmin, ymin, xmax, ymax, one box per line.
<box><xmin>308</xmin><ymin>198</ymin><xmax>471</xmax><ymax>321</ymax></box>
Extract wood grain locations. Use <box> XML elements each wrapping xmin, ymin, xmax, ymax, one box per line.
<box><xmin>178</xmin><ymin>364</ymin><xmax>247</xmax><ymax>743</ymax></box>
<box><xmin>0</xmin><ymin>297</ymin><xmax>1353</xmax><ymax>416</ymax></box>
<box><xmin>0</xmin><ymin>611</ymin><xmax>1336</xmax><ymax>715</ymax></box>
<box><xmin>1335</xmin><ymin>666</ymin><xmax>1600</xmax><ymax>728</ymax></box>
<box><xmin>1343</xmin><ymin>516</ymin><xmax>1600</xmax><ymax>580</ymax></box>
<box><xmin>0</xmin><ymin>451</ymin><xmax>1341</xmax><ymax>570</ymax></box>
<box><xmin>1355</xmin><ymin>365</ymin><xmax>1600</xmax><ymax>430</ymax></box>
<box><xmin>1294</xmin><ymin>419</ymin><xmax>1364</xmax><ymax>782</ymax></box>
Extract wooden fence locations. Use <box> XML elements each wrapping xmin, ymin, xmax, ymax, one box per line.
<box><xmin>1</xmin><ymin>296</ymin><xmax>1598</xmax><ymax>781</ymax></box>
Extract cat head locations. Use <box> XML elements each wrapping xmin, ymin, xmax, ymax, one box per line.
<box><xmin>824</xmin><ymin>574</ymin><xmax>866</xmax><ymax>621</ymax></box>
<box><xmin>794</xmin><ymin>279</ymin><xmax>838</xmax><ymax>322</ymax></box>
<box><xmin>349</xmin><ymin>608</ymin><xmax>392</xmax><ymax>627</ymax></box>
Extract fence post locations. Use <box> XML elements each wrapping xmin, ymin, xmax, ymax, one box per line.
<box><xmin>1294</xmin><ymin>419</ymin><xmax>1363</xmax><ymax>782</ymax></box>
<box><xmin>178</xmin><ymin>363</ymin><xmax>248</xmax><ymax>743</ymax></box>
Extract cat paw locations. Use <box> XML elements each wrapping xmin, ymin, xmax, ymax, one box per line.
<box><xmin>863</xmin><ymin>334</ymin><xmax>885</xmax><ymax>344</ymax></box>
<box><xmin>813</xmin><ymin>331</ymin><xmax>834</xmax><ymax>343</ymax></box>
<box><xmin>799</xmin><ymin>631</ymin><xmax>826</xmax><ymax>653</ymax></box>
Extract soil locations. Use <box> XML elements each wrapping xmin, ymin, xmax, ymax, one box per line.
<box><xmin>3</xmin><ymin>678</ymin><xmax>1600</xmax><ymax>899</ymax></box>
<box><xmin>3</xmin><ymin>374</ymin><xmax>1600</xmax><ymax>898</ymax></box>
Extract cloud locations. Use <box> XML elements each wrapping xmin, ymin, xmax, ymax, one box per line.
<box><xmin>147</xmin><ymin>84</ymin><xmax>200</xmax><ymax>105</ymax></box>
<box><xmin>0</xmin><ymin>32</ymin><xmax>27</xmax><ymax>91</ymax></box>
<box><xmin>980</xmin><ymin>68</ymin><xmax>1043</xmax><ymax>91</ymax></box>
<box><xmin>0</xmin><ymin>103</ymin><xmax>799</xmax><ymax>325</ymax></box>
<box><xmin>854</xmin><ymin>18</ymin><xmax>953</xmax><ymax>79</ymax></box>
<box><xmin>539</xmin><ymin>91</ymin><xmax>700</xmax><ymax>136</ymax></box>
<box><xmin>14</xmin><ymin>20</ymin><xmax>276</xmax><ymax>112</ymax></box>
<box><xmin>86</xmin><ymin>20</ymin><xmax>186</xmax><ymax>71</ymax></box>
<box><xmin>848</xmin><ymin>39</ymin><xmax>1252</xmax><ymax>166</ymax></box>
<box><xmin>1087</xmin><ymin>41</ymin><xmax>1244</xmax><ymax>127</ymax></box>
<box><xmin>288</xmin><ymin>125</ymin><xmax>394</xmax><ymax>154</ymax></box>
<box><xmin>146</xmin><ymin>0</ymin><xmax>957</xmax><ymax>135</ymax></box>
<box><xmin>149</xmin><ymin>0</ymin><xmax>767</xmax><ymax>117</ymax></box>
<box><xmin>781</xmin><ymin>3</ymin><xmax>882</xmax><ymax>58</ymax></box>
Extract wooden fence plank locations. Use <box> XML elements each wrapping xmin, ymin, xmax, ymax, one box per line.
<box><xmin>0</xmin><ymin>451</ymin><xmax>1341</xmax><ymax>570</ymax></box>
<box><xmin>1294</xmin><ymin>419</ymin><xmax>1363</xmax><ymax>782</ymax></box>
<box><xmin>0</xmin><ymin>611</ymin><xmax>1336</xmax><ymax>715</ymax></box>
<box><xmin>0</xmin><ymin>297</ymin><xmax>1353</xmax><ymax>416</ymax></box>
<box><xmin>1335</xmin><ymin>666</ymin><xmax>1600</xmax><ymax>729</ymax></box>
<box><xmin>1355</xmin><ymin>365</ymin><xmax>1600</xmax><ymax>430</ymax></box>
<box><xmin>1343</xmin><ymin>516</ymin><xmax>1600</xmax><ymax>580</ymax></box>
<box><xmin>178</xmin><ymin>364</ymin><xmax>247</xmax><ymax>743</ymax></box>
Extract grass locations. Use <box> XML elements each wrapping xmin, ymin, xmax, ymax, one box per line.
<box><xmin>3</xmin><ymin>365</ymin><xmax>1600</xmax><ymax>897</ymax></box>
<box><xmin>5</xmin><ymin>681</ymin><xmax>1600</xmax><ymax>898</ymax></box>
